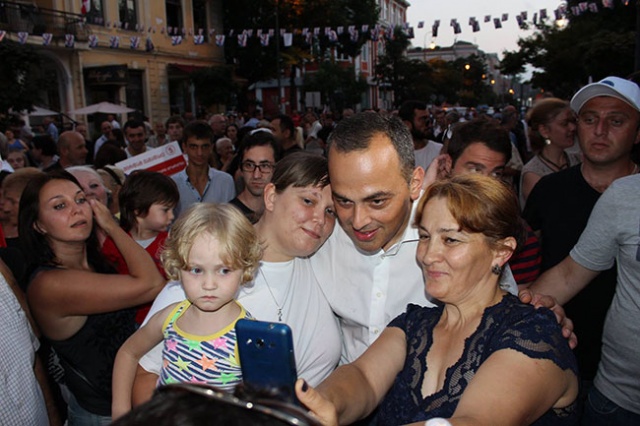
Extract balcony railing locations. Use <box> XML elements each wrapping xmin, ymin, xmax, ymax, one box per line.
<box><xmin>0</xmin><ymin>1</ymin><xmax>87</xmax><ymax>39</ymax></box>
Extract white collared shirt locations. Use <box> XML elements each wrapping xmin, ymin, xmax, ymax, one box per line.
<box><xmin>311</xmin><ymin>201</ymin><xmax>517</xmax><ymax>364</ymax></box>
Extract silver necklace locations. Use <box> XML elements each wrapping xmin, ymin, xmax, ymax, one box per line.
<box><xmin>259</xmin><ymin>268</ymin><xmax>284</xmax><ymax>322</ymax></box>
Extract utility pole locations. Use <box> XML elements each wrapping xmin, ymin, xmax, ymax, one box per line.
<box><xmin>275</xmin><ymin>0</ymin><xmax>283</xmax><ymax>113</ymax></box>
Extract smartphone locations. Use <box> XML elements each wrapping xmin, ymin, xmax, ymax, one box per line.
<box><xmin>235</xmin><ymin>319</ymin><xmax>298</xmax><ymax>404</ymax></box>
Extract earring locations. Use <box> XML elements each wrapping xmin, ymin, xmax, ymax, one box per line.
<box><xmin>491</xmin><ymin>264</ymin><xmax>502</xmax><ymax>275</ymax></box>
<box><xmin>544</xmin><ymin>138</ymin><xmax>551</xmax><ymax>145</ymax></box>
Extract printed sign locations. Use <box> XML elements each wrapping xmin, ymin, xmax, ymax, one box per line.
<box><xmin>116</xmin><ymin>142</ymin><xmax>186</xmax><ymax>176</ymax></box>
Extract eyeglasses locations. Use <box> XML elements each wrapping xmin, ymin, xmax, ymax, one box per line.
<box><xmin>382</xmin><ymin>238</ymin><xmax>420</xmax><ymax>258</ymax></box>
<box><xmin>242</xmin><ymin>161</ymin><xmax>275</xmax><ymax>173</ymax></box>
<box><xmin>156</xmin><ymin>383</ymin><xmax>320</xmax><ymax>425</ymax></box>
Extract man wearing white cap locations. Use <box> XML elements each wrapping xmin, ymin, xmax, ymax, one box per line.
<box><xmin>522</xmin><ymin>76</ymin><xmax>640</xmax><ymax>425</ymax></box>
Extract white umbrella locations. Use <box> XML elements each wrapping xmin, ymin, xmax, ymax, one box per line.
<box><xmin>28</xmin><ymin>106</ymin><xmax>60</xmax><ymax>116</ymax></box>
<box><xmin>68</xmin><ymin>101</ymin><xmax>136</xmax><ymax>115</ymax></box>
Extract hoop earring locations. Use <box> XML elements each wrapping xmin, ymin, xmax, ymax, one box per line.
<box><xmin>491</xmin><ymin>264</ymin><xmax>502</xmax><ymax>275</ymax></box>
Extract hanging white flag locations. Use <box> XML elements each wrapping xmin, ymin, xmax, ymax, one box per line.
<box><xmin>42</xmin><ymin>33</ymin><xmax>53</xmax><ymax>46</ymax></box>
<box><xmin>283</xmin><ymin>32</ymin><xmax>293</xmax><ymax>47</ymax></box>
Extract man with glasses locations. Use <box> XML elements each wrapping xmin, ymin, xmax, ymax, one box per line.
<box><xmin>171</xmin><ymin>120</ymin><xmax>235</xmax><ymax>218</ymax></box>
<box><xmin>229</xmin><ymin>130</ymin><xmax>281</xmax><ymax>223</ymax></box>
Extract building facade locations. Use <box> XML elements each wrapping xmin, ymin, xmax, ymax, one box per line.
<box><xmin>406</xmin><ymin>41</ymin><xmax>507</xmax><ymax>97</ymax></box>
<box><xmin>1</xmin><ymin>0</ymin><xmax>224</xmax><ymax>133</ymax></box>
<box><xmin>251</xmin><ymin>0</ymin><xmax>410</xmax><ymax>115</ymax></box>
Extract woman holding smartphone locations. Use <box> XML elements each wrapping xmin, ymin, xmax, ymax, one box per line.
<box><xmin>127</xmin><ymin>152</ymin><xmax>341</xmax><ymax>407</ymax></box>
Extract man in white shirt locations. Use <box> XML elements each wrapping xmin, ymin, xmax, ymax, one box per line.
<box><xmin>398</xmin><ymin>100</ymin><xmax>443</xmax><ymax>171</ymax></box>
<box><xmin>310</xmin><ymin>113</ymin><xmax>539</xmax><ymax>364</ymax></box>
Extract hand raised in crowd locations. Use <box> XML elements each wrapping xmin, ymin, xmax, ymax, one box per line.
<box><xmin>422</xmin><ymin>153</ymin><xmax>451</xmax><ymax>189</ymax></box>
<box><xmin>89</xmin><ymin>198</ymin><xmax>118</xmax><ymax>235</ymax></box>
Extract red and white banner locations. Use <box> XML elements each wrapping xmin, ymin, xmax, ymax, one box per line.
<box><xmin>116</xmin><ymin>142</ymin><xmax>186</xmax><ymax>176</ymax></box>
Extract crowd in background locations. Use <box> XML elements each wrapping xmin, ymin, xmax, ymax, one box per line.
<box><xmin>1</xmin><ymin>75</ymin><xmax>640</xmax><ymax>425</ymax></box>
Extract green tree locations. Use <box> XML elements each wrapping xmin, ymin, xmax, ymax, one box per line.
<box><xmin>500</xmin><ymin>0</ymin><xmax>635</xmax><ymax>98</ymax></box>
<box><xmin>452</xmin><ymin>55</ymin><xmax>493</xmax><ymax>107</ymax></box>
<box><xmin>222</xmin><ymin>0</ymin><xmax>379</xmax><ymax>86</ymax></box>
<box><xmin>303</xmin><ymin>62</ymin><xmax>368</xmax><ymax>111</ymax></box>
<box><xmin>374</xmin><ymin>26</ymin><xmax>416</xmax><ymax>107</ymax></box>
<box><xmin>0</xmin><ymin>42</ymin><xmax>49</xmax><ymax>114</ymax></box>
<box><xmin>190</xmin><ymin>65</ymin><xmax>239</xmax><ymax>109</ymax></box>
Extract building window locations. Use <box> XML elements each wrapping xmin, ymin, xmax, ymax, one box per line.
<box><xmin>86</xmin><ymin>0</ymin><xmax>105</xmax><ymax>25</ymax></box>
<box><xmin>126</xmin><ymin>70</ymin><xmax>145</xmax><ymax>115</ymax></box>
<box><xmin>119</xmin><ymin>0</ymin><xmax>137</xmax><ymax>29</ymax></box>
<box><xmin>192</xmin><ymin>0</ymin><xmax>208</xmax><ymax>36</ymax></box>
<box><xmin>166</xmin><ymin>0</ymin><xmax>183</xmax><ymax>30</ymax></box>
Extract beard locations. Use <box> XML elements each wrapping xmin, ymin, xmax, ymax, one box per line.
<box><xmin>411</xmin><ymin>127</ymin><xmax>431</xmax><ymax>141</ymax></box>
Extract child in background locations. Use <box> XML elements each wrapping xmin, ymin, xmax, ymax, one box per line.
<box><xmin>111</xmin><ymin>203</ymin><xmax>262</xmax><ymax>419</ymax></box>
<box><xmin>101</xmin><ymin>170</ymin><xmax>180</xmax><ymax>323</ymax></box>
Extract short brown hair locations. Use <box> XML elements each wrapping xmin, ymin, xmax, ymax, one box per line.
<box><xmin>526</xmin><ymin>98</ymin><xmax>571</xmax><ymax>153</ymax></box>
<box><xmin>415</xmin><ymin>174</ymin><xmax>525</xmax><ymax>252</ymax></box>
<box><xmin>271</xmin><ymin>152</ymin><xmax>329</xmax><ymax>193</ymax></box>
<box><xmin>2</xmin><ymin>167</ymin><xmax>43</xmax><ymax>194</ymax></box>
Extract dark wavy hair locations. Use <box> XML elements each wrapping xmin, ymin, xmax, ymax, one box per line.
<box><xmin>18</xmin><ymin>170</ymin><xmax>110</xmax><ymax>275</ymax></box>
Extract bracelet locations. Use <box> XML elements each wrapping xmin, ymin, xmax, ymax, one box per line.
<box><xmin>425</xmin><ymin>418</ymin><xmax>452</xmax><ymax>426</ymax></box>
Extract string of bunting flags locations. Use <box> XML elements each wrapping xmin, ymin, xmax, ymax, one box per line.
<box><xmin>416</xmin><ymin>0</ymin><xmax>624</xmax><ymax>37</ymax></box>
<box><xmin>0</xmin><ymin>0</ymin><xmax>629</xmax><ymax>51</ymax></box>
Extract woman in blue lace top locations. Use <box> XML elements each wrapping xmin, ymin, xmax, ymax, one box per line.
<box><xmin>296</xmin><ymin>174</ymin><xmax>579</xmax><ymax>426</ymax></box>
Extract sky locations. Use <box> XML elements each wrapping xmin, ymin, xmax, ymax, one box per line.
<box><xmin>406</xmin><ymin>1</ymin><xmax>565</xmax><ymax>58</ymax></box>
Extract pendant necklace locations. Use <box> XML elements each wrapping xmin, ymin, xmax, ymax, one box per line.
<box><xmin>259</xmin><ymin>269</ymin><xmax>284</xmax><ymax>322</ymax></box>
<box><xmin>538</xmin><ymin>151</ymin><xmax>569</xmax><ymax>171</ymax></box>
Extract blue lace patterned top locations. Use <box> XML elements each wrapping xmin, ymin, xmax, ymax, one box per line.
<box><xmin>376</xmin><ymin>294</ymin><xmax>578</xmax><ymax>425</ymax></box>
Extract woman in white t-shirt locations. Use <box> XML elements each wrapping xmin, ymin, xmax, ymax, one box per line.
<box><xmin>131</xmin><ymin>152</ymin><xmax>341</xmax><ymax>404</ymax></box>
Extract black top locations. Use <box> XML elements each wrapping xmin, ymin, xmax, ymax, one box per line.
<box><xmin>377</xmin><ymin>295</ymin><xmax>578</xmax><ymax>425</ymax></box>
<box><xmin>523</xmin><ymin>165</ymin><xmax>617</xmax><ymax>380</ymax></box>
<box><xmin>229</xmin><ymin>197</ymin><xmax>260</xmax><ymax>224</ymax></box>
<box><xmin>32</xmin><ymin>265</ymin><xmax>137</xmax><ymax>416</ymax></box>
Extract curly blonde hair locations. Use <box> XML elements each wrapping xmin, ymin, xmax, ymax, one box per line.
<box><xmin>162</xmin><ymin>203</ymin><xmax>263</xmax><ymax>283</ymax></box>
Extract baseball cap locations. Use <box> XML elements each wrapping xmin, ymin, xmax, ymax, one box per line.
<box><xmin>570</xmin><ymin>76</ymin><xmax>640</xmax><ymax>113</ymax></box>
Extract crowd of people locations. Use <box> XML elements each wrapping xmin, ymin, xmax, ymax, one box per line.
<box><xmin>1</xmin><ymin>75</ymin><xmax>639</xmax><ymax>426</ymax></box>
